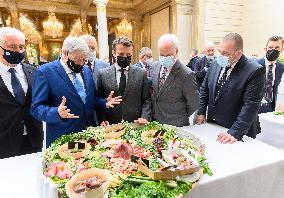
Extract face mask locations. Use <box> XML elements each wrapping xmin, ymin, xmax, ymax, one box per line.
<box><xmin>206</xmin><ymin>55</ymin><xmax>214</xmax><ymax>60</ymax></box>
<box><xmin>159</xmin><ymin>55</ymin><xmax>175</xmax><ymax>69</ymax></box>
<box><xmin>66</xmin><ymin>58</ymin><xmax>83</xmax><ymax>73</ymax></box>
<box><xmin>216</xmin><ymin>55</ymin><xmax>230</xmax><ymax>68</ymax></box>
<box><xmin>145</xmin><ymin>57</ymin><xmax>153</xmax><ymax>66</ymax></box>
<box><xmin>266</xmin><ymin>49</ymin><xmax>280</xmax><ymax>62</ymax></box>
<box><xmin>117</xmin><ymin>56</ymin><xmax>131</xmax><ymax>68</ymax></box>
<box><xmin>1</xmin><ymin>46</ymin><xmax>25</xmax><ymax>65</ymax></box>
<box><xmin>88</xmin><ymin>52</ymin><xmax>96</xmax><ymax>63</ymax></box>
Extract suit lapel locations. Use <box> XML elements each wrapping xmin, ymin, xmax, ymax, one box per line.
<box><xmin>0</xmin><ymin>75</ymin><xmax>18</xmax><ymax>103</ymax></box>
<box><xmin>212</xmin><ymin>65</ymin><xmax>222</xmax><ymax>102</ymax></box>
<box><xmin>108</xmin><ymin>66</ymin><xmax>120</xmax><ymax>94</ymax></box>
<box><xmin>153</xmin><ymin>64</ymin><xmax>161</xmax><ymax>96</ymax></box>
<box><xmin>275</xmin><ymin>62</ymin><xmax>282</xmax><ymax>84</ymax></box>
<box><xmin>21</xmin><ymin>63</ymin><xmax>33</xmax><ymax>105</ymax></box>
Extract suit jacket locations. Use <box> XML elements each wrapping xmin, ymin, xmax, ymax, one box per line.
<box><xmin>197</xmin><ymin>55</ymin><xmax>266</xmax><ymax>139</ymax></box>
<box><xmin>31</xmin><ymin>59</ymin><xmax>106</xmax><ymax>147</ymax></box>
<box><xmin>133</xmin><ymin>61</ymin><xmax>153</xmax><ymax>88</ymax></box>
<box><xmin>92</xmin><ymin>58</ymin><xmax>109</xmax><ymax>87</ymax></box>
<box><xmin>258</xmin><ymin>58</ymin><xmax>284</xmax><ymax>112</ymax></box>
<box><xmin>97</xmin><ymin>65</ymin><xmax>151</xmax><ymax>124</ymax></box>
<box><xmin>194</xmin><ymin>56</ymin><xmax>215</xmax><ymax>89</ymax></box>
<box><xmin>151</xmin><ymin>60</ymin><xmax>198</xmax><ymax>127</ymax></box>
<box><xmin>186</xmin><ymin>56</ymin><xmax>200</xmax><ymax>71</ymax></box>
<box><xmin>0</xmin><ymin>63</ymin><xmax>43</xmax><ymax>158</ymax></box>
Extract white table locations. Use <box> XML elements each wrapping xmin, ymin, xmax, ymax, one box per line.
<box><xmin>0</xmin><ymin>123</ymin><xmax>284</xmax><ymax>198</ymax></box>
<box><xmin>257</xmin><ymin>112</ymin><xmax>284</xmax><ymax>150</ymax></box>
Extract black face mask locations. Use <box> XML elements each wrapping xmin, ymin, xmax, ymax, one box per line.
<box><xmin>266</xmin><ymin>49</ymin><xmax>280</xmax><ymax>62</ymax></box>
<box><xmin>117</xmin><ymin>56</ymin><xmax>131</xmax><ymax>68</ymax></box>
<box><xmin>1</xmin><ymin>46</ymin><xmax>25</xmax><ymax>64</ymax></box>
<box><xmin>66</xmin><ymin>58</ymin><xmax>83</xmax><ymax>73</ymax></box>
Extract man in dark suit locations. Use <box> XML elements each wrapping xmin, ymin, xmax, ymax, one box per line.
<box><xmin>0</xmin><ymin>27</ymin><xmax>43</xmax><ymax>158</ymax></box>
<box><xmin>196</xmin><ymin>33</ymin><xmax>266</xmax><ymax>144</ymax></box>
<box><xmin>186</xmin><ymin>49</ymin><xmax>199</xmax><ymax>71</ymax></box>
<box><xmin>97</xmin><ymin>36</ymin><xmax>151</xmax><ymax>125</ymax></box>
<box><xmin>194</xmin><ymin>42</ymin><xmax>216</xmax><ymax>90</ymax></box>
<box><xmin>258</xmin><ymin>36</ymin><xmax>284</xmax><ymax>113</ymax></box>
<box><xmin>31</xmin><ymin>37</ymin><xmax>121</xmax><ymax>147</ymax></box>
<box><xmin>151</xmin><ymin>34</ymin><xmax>198</xmax><ymax>127</ymax></box>
<box><xmin>80</xmin><ymin>35</ymin><xmax>109</xmax><ymax>86</ymax></box>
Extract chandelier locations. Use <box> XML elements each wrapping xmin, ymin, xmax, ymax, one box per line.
<box><xmin>19</xmin><ymin>13</ymin><xmax>41</xmax><ymax>44</ymax></box>
<box><xmin>42</xmin><ymin>8</ymin><xmax>63</xmax><ymax>38</ymax></box>
<box><xmin>116</xmin><ymin>16</ymin><xmax>132</xmax><ymax>38</ymax></box>
<box><xmin>69</xmin><ymin>19</ymin><xmax>83</xmax><ymax>36</ymax></box>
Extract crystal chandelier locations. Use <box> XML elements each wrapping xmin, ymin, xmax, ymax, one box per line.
<box><xmin>42</xmin><ymin>7</ymin><xmax>63</xmax><ymax>38</ymax></box>
<box><xmin>69</xmin><ymin>19</ymin><xmax>83</xmax><ymax>36</ymax></box>
<box><xmin>19</xmin><ymin>13</ymin><xmax>41</xmax><ymax>44</ymax></box>
<box><xmin>116</xmin><ymin>16</ymin><xmax>132</xmax><ymax>38</ymax></box>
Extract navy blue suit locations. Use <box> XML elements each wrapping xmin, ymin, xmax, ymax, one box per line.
<box><xmin>197</xmin><ymin>55</ymin><xmax>266</xmax><ymax>139</ymax></box>
<box><xmin>258</xmin><ymin>58</ymin><xmax>284</xmax><ymax>113</ymax></box>
<box><xmin>31</xmin><ymin>60</ymin><xmax>106</xmax><ymax>146</ymax></box>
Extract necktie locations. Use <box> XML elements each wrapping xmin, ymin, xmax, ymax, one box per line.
<box><xmin>8</xmin><ymin>68</ymin><xmax>25</xmax><ymax>105</ymax></box>
<box><xmin>216</xmin><ymin>66</ymin><xmax>231</xmax><ymax>98</ymax></box>
<box><xmin>119</xmin><ymin>68</ymin><xmax>126</xmax><ymax>96</ymax></box>
<box><xmin>72</xmin><ymin>72</ymin><xmax>86</xmax><ymax>103</ymax></box>
<box><xmin>145</xmin><ymin>65</ymin><xmax>150</xmax><ymax>78</ymax></box>
<box><xmin>265</xmin><ymin>64</ymin><xmax>274</xmax><ymax>103</ymax></box>
<box><xmin>159</xmin><ymin>66</ymin><xmax>168</xmax><ymax>90</ymax></box>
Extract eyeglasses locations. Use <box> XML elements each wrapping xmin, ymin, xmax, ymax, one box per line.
<box><xmin>4</xmin><ymin>44</ymin><xmax>25</xmax><ymax>52</ymax></box>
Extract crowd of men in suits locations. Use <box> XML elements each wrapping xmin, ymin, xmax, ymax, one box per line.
<box><xmin>0</xmin><ymin>26</ymin><xmax>283</xmax><ymax>158</ymax></box>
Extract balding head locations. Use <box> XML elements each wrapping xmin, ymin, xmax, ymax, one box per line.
<box><xmin>204</xmin><ymin>41</ymin><xmax>215</xmax><ymax>56</ymax></box>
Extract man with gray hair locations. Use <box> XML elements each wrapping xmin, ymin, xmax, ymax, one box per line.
<box><xmin>31</xmin><ymin>36</ymin><xmax>122</xmax><ymax>147</ymax></box>
<box><xmin>0</xmin><ymin>27</ymin><xmax>43</xmax><ymax>158</ymax></box>
<box><xmin>133</xmin><ymin>47</ymin><xmax>153</xmax><ymax>88</ymax></box>
<box><xmin>196</xmin><ymin>33</ymin><xmax>266</xmax><ymax>144</ymax></box>
<box><xmin>151</xmin><ymin>34</ymin><xmax>198</xmax><ymax>127</ymax></box>
<box><xmin>186</xmin><ymin>49</ymin><xmax>199</xmax><ymax>71</ymax></box>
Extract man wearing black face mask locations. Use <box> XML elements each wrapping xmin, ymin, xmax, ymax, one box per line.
<box><xmin>31</xmin><ymin>36</ymin><xmax>122</xmax><ymax>147</ymax></box>
<box><xmin>97</xmin><ymin>36</ymin><xmax>151</xmax><ymax>125</ymax></box>
<box><xmin>0</xmin><ymin>27</ymin><xmax>43</xmax><ymax>158</ymax></box>
<box><xmin>258</xmin><ymin>36</ymin><xmax>284</xmax><ymax>113</ymax></box>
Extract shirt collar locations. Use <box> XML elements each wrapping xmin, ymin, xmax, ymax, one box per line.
<box><xmin>0</xmin><ymin>61</ymin><xmax>22</xmax><ymax>73</ymax></box>
<box><xmin>115</xmin><ymin>63</ymin><xmax>129</xmax><ymax>71</ymax></box>
<box><xmin>60</xmin><ymin>58</ymin><xmax>73</xmax><ymax>75</ymax></box>
<box><xmin>139</xmin><ymin>60</ymin><xmax>146</xmax><ymax>67</ymax></box>
<box><xmin>264</xmin><ymin>57</ymin><xmax>276</xmax><ymax>67</ymax></box>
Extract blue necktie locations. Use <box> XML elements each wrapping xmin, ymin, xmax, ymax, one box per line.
<box><xmin>8</xmin><ymin>68</ymin><xmax>25</xmax><ymax>105</ymax></box>
<box><xmin>72</xmin><ymin>72</ymin><xmax>86</xmax><ymax>103</ymax></box>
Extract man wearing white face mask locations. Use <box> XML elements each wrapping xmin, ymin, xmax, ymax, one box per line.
<box><xmin>133</xmin><ymin>47</ymin><xmax>153</xmax><ymax>89</ymax></box>
<box><xmin>196</xmin><ymin>33</ymin><xmax>266</xmax><ymax>144</ymax></box>
<box><xmin>151</xmin><ymin>34</ymin><xmax>198</xmax><ymax>127</ymax></box>
<box><xmin>80</xmin><ymin>35</ymin><xmax>109</xmax><ymax>86</ymax></box>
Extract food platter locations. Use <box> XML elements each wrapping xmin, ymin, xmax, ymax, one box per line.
<box><xmin>40</xmin><ymin>122</ymin><xmax>212</xmax><ymax>198</ymax></box>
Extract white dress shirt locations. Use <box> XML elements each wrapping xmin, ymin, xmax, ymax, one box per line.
<box><xmin>159</xmin><ymin>65</ymin><xmax>173</xmax><ymax>82</ymax></box>
<box><xmin>60</xmin><ymin>59</ymin><xmax>85</xmax><ymax>90</ymax></box>
<box><xmin>0</xmin><ymin>62</ymin><xmax>28</xmax><ymax>96</ymax></box>
<box><xmin>115</xmin><ymin>63</ymin><xmax>129</xmax><ymax>87</ymax></box>
<box><xmin>217</xmin><ymin>62</ymin><xmax>237</xmax><ymax>82</ymax></box>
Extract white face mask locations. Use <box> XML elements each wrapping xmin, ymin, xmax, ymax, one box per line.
<box><xmin>159</xmin><ymin>55</ymin><xmax>175</xmax><ymax>69</ymax></box>
<box><xmin>145</xmin><ymin>57</ymin><xmax>153</xmax><ymax>65</ymax></box>
<box><xmin>88</xmin><ymin>52</ymin><xmax>96</xmax><ymax>63</ymax></box>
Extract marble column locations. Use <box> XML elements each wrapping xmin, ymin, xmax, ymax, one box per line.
<box><xmin>171</xmin><ymin>0</ymin><xmax>195</xmax><ymax>65</ymax></box>
<box><xmin>94</xmin><ymin>0</ymin><xmax>109</xmax><ymax>60</ymax></box>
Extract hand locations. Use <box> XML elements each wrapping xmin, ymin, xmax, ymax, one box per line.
<box><xmin>106</xmin><ymin>91</ymin><xmax>123</xmax><ymax>108</ymax></box>
<box><xmin>58</xmin><ymin>96</ymin><xmax>79</xmax><ymax>119</ymax></box>
<box><xmin>100</xmin><ymin>121</ymin><xmax>109</xmax><ymax>126</ymax></box>
<box><xmin>134</xmin><ymin>118</ymin><xmax>148</xmax><ymax>125</ymax></box>
<box><xmin>195</xmin><ymin>115</ymin><xmax>206</xmax><ymax>125</ymax></box>
<box><xmin>216</xmin><ymin>132</ymin><xmax>237</xmax><ymax>144</ymax></box>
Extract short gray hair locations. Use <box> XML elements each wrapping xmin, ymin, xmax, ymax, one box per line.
<box><xmin>0</xmin><ymin>27</ymin><xmax>25</xmax><ymax>46</ymax></box>
<box><xmin>80</xmin><ymin>34</ymin><xmax>97</xmax><ymax>43</ymax></box>
<box><xmin>158</xmin><ymin>34</ymin><xmax>179</xmax><ymax>49</ymax></box>
<box><xmin>223</xmin><ymin>33</ymin><xmax>243</xmax><ymax>51</ymax></box>
<box><xmin>62</xmin><ymin>36</ymin><xmax>89</xmax><ymax>57</ymax></box>
<box><xmin>139</xmin><ymin>47</ymin><xmax>151</xmax><ymax>58</ymax></box>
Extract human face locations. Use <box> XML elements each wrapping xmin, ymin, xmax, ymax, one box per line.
<box><xmin>158</xmin><ymin>41</ymin><xmax>178</xmax><ymax>58</ymax></box>
<box><xmin>218</xmin><ymin>40</ymin><xmax>242</xmax><ymax>66</ymax></box>
<box><xmin>205</xmin><ymin>46</ymin><xmax>215</xmax><ymax>56</ymax></box>
<box><xmin>142</xmin><ymin>49</ymin><xmax>153</xmax><ymax>64</ymax></box>
<box><xmin>85</xmin><ymin>38</ymin><xmax>97</xmax><ymax>53</ymax></box>
<box><xmin>112</xmin><ymin>44</ymin><xmax>133</xmax><ymax>59</ymax></box>
<box><xmin>0</xmin><ymin>35</ymin><xmax>25</xmax><ymax>66</ymax></box>
<box><xmin>64</xmin><ymin>50</ymin><xmax>87</xmax><ymax>66</ymax></box>
<box><xmin>265</xmin><ymin>40</ymin><xmax>283</xmax><ymax>53</ymax></box>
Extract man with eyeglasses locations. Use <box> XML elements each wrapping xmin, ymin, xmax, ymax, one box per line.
<box><xmin>96</xmin><ymin>36</ymin><xmax>151</xmax><ymax>125</ymax></box>
<box><xmin>0</xmin><ymin>27</ymin><xmax>43</xmax><ymax>158</ymax></box>
<box><xmin>31</xmin><ymin>36</ymin><xmax>122</xmax><ymax>147</ymax></box>
<box><xmin>195</xmin><ymin>33</ymin><xmax>266</xmax><ymax>144</ymax></box>
<box><xmin>258</xmin><ymin>36</ymin><xmax>284</xmax><ymax>113</ymax></box>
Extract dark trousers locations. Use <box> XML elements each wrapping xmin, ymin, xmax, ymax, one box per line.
<box><xmin>19</xmin><ymin>135</ymin><xmax>42</xmax><ymax>156</ymax></box>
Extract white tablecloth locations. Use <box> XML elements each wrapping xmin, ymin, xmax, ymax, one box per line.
<box><xmin>1</xmin><ymin>123</ymin><xmax>284</xmax><ymax>198</ymax></box>
<box><xmin>257</xmin><ymin>112</ymin><xmax>284</xmax><ymax>150</ymax></box>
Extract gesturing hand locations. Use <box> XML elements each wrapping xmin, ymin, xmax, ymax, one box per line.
<box><xmin>106</xmin><ymin>91</ymin><xmax>123</xmax><ymax>108</ymax></box>
<box><xmin>58</xmin><ymin>96</ymin><xmax>79</xmax><ymax>119</ymax></box>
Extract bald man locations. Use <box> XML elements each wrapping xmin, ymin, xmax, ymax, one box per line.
<box><xmin>195</xmin><ymin>42</ymin><xmax>216</xmax><ymax>90</ymax></box>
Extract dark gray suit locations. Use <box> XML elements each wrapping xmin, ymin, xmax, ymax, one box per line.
<box><xmin>92</xmin><ymin>58</ymin><xmax>109</xmax><ymax>86</ymax></box>
<box><xmin>151</xmin><ymin>60</ymin><xmax>198</xmax><ymax>127</ymax></box>
<box><xmin>97</xmin><ymin>65</ymin><xmax>151</xmax><ymax>124</ymax></box>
